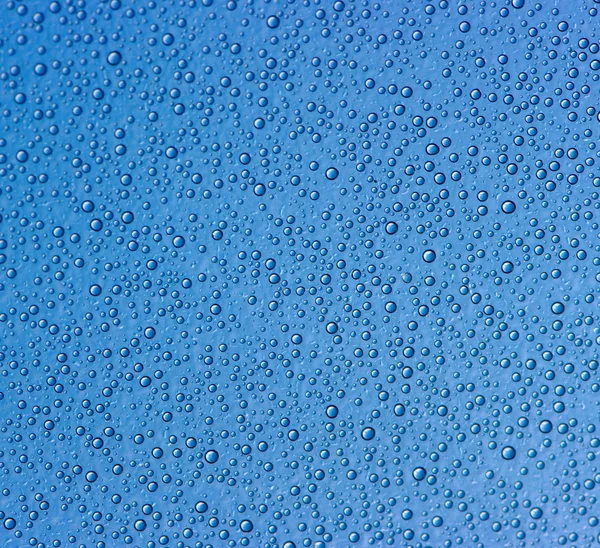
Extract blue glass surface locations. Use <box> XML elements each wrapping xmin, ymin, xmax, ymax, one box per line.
<box><xmin>0</xmin><ymin>1</ymin><xmax>599</xmax><ymax>547</ymax></box>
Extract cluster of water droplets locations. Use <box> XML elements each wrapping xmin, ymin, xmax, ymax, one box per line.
<box><xmin>1</xmin><ymin>0</ymin><xmax>600</xmax><ymax>547</ymax></box>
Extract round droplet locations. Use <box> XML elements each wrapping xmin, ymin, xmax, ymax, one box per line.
<box><xmin>107</xmin><ymin>51</ymin><xmax>122</xmax><ymax>65</ymax></box>
<box><xmin>361</xmin><ymin>427</ymin><xmax>376</xmax><ymax>440</ymax></box>
<box><xmin>501</xmin><ymin>446</ymin><xmax>516</xmax><ymax>460</ymax></box>
<box><xmin>326</xmin><ymin>405</ymin><xmax>339</xmax><ymax>418</ymax></box>
<box><xmin>501</xmin><ymin>261</ymin><xmax>514</xmax><ymax>274</ymax></box>
<box><xmin>266</xmin><ymin>15</ymin><xmax>280</xmax><ymax>28</ymax></box>
<box><xmin>195</xmin><ymin>501</ymin><xmax>208</xmax><ymax>513</ymax></box>
<box><xmin>205</xmin><ymin>450</ymin><xmax>219</xmax><ymax>463</ymax></box>
<box><xmin>412</xmin><ymin>467</ymin><xmax>426</xmax><ymax>481</ymax></box>
<box><xmin>501</xmin><ymin>200</ymin><xmax>516</xmax><ymax>214</ymax></box>
<box><xmin>240</xmin><ymin>519</ymin><xmax>254</xmax><ymax>532</ymax></box>
<box><xmin>530</xmin><ymin>507</ymin><xmax>543</xmax><ymax>519</ymax></box>
<box><xmin>121</xmin><ymin>211</ymin><xmax>134</xmax><ymax>224</ymax></box>
<box><xmin>86</xmin><ymin>471</ymin><xmax>98</xmax><ymax>482</ymax></box>
<box><xmin>326</xmin><ymin>167</ymin><xmax>339</xmax><ymax>180</ymax></box>
<box><xmin>423</xmin><ymin>249</ymin><xmax>436</xmax><ymax>263</ymax></box>
<box><xmin>385</xmin><ymin>221</ymin><xmax>398</xmax><ymax>235</ymax></box>
<box><xmin>385</xmin><ymin>301</ymin><xmax>397</xmax><ymax>313</ymax></box>
<box><xmin>394</xmin><ymin>403</ymin><xmax>405</xmax><ymax>416</ymax></box>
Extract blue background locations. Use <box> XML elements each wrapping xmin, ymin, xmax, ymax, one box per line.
<box><xmin>1</xmin><ymin>0</ymin><xmax>599</xmax><ymax>547</ymax></box>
